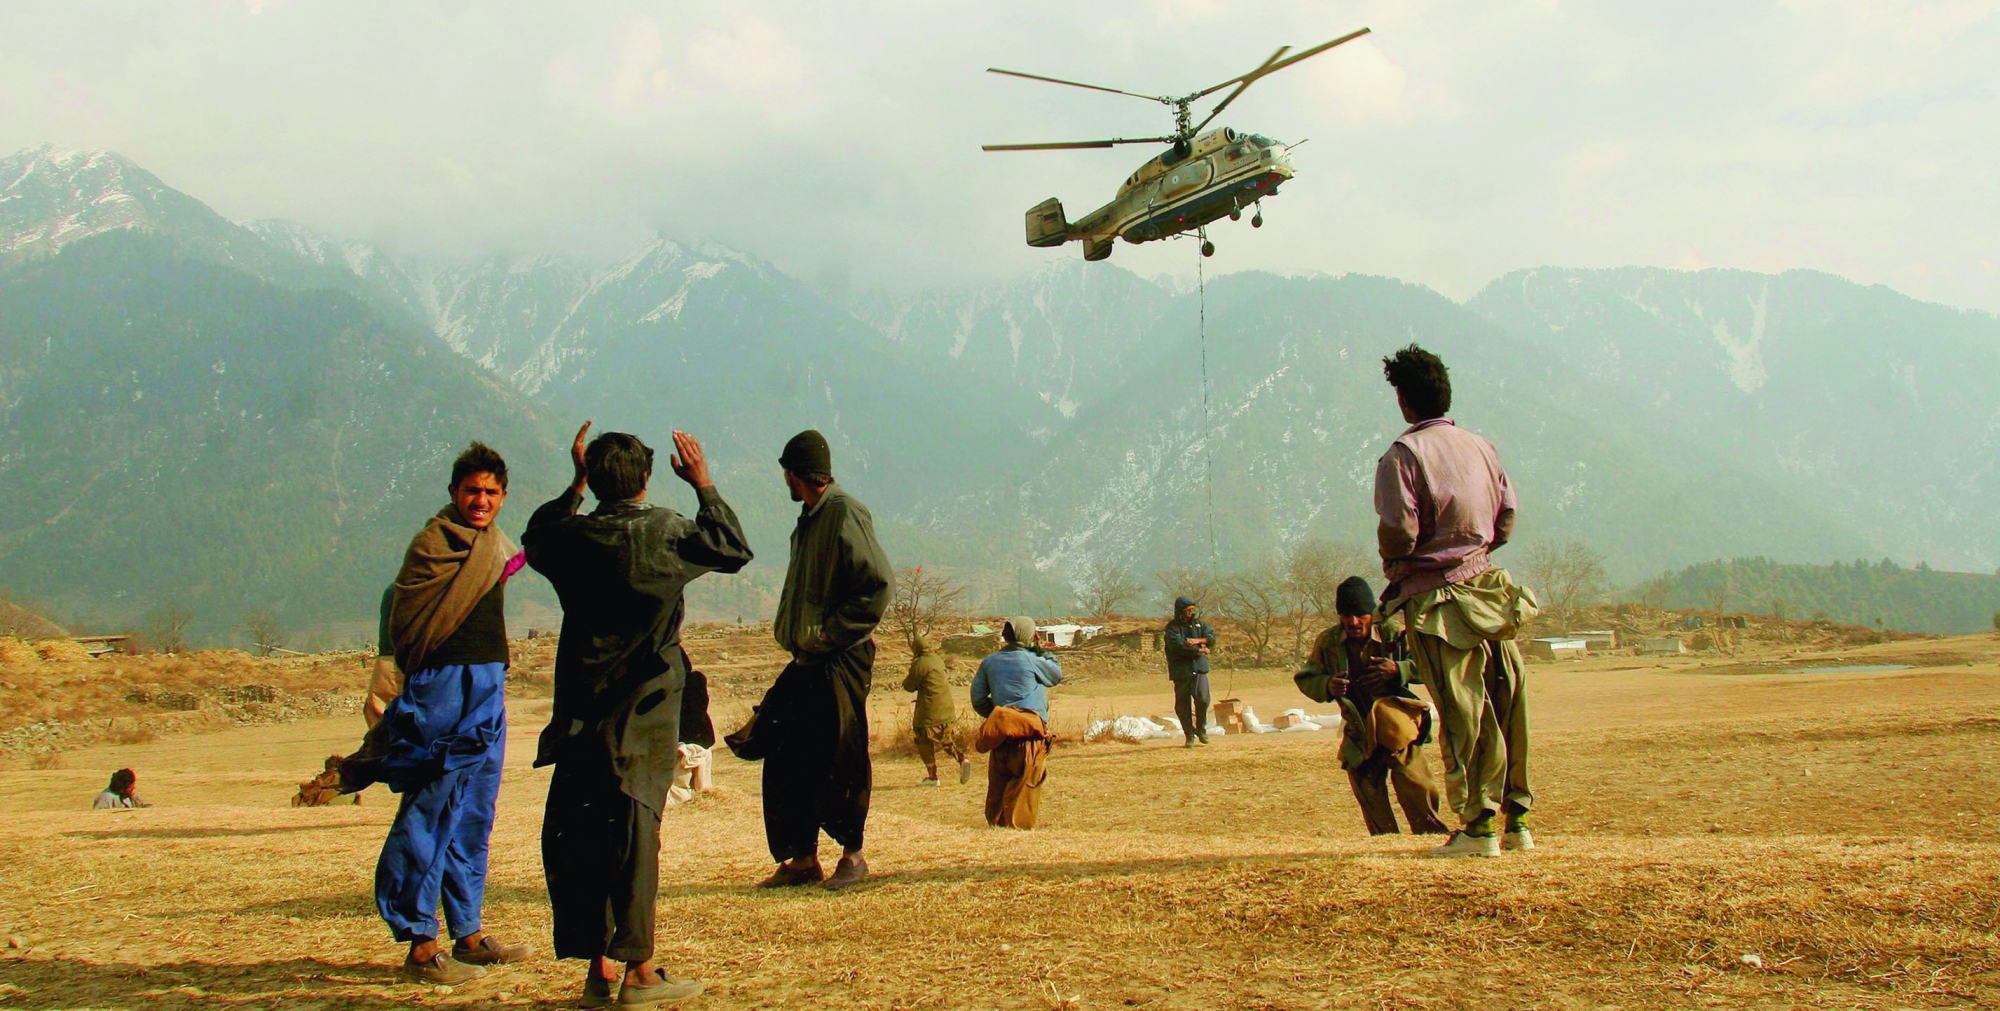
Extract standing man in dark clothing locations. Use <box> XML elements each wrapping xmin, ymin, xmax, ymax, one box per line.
<box><xmin>1164</xmin><ymin>596</ymin><xmax>1216</xmax><ymax>747</ymax></box>
<box><xmin>1295</xmin><ymin>577</ymin><xmax>1450</xmax><ymax>837</ymax></box>
<box><xmin>524</xmin><ymin>423</ymin><xmax>753</xmax><ymax>1009</ymax></box>
<box><xmin>759</xmin><ymin>430</ymin><xmax>894</xmax><ymax>892</ymax></box>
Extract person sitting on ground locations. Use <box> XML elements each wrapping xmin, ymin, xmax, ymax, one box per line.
<box><xmin>294</xmin><ymin>754</ymin><xmax>360</xmax><ymax>807</ymax></box>
<box><xmin>1164</xmin><ymin>596</ymin><xmax>1217</xmax><ymax>747</ymax></box>
<box><xmin>1295</xmin><ymin>577</ymin><xmax>1450</xmax><ymax>838</ymax></box>
<box><xmin>93</xmin><ymin>768</ymin><xmax>149</xmax><ymax>810</ymax></box>
<box><xmin>971</xmin><ymin>618</ymin><xmax>1062</xmax><ymax>829</ymax></box>
<box><xmin>903</xmin><ymin>635</ymin><xmax>971</xmax><ymax>786</ymax></box>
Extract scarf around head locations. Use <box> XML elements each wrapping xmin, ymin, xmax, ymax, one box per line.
<box><xmin>388</xmin><ymin>504</ymin><xmax>519</xmax><ymax>674</ymax></box>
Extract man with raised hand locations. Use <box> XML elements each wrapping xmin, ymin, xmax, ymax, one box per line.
<box><xmin>759</xmin><ymin>429</ymin><xmax>893</xmax><ymax>892</ymax></box>
<box><xmin>525</xmin><ymin>423</ymin><xmax>753</xmax><ymax>1009</ymax></box>
<box><xmin>1372</xmin><ymin>345</ymin><xmax>1539</xmax><ymax>859</ymax></box>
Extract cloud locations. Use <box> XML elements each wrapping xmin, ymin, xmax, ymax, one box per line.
<box><xmin>605</xmin><ymin>18</ymin><xmax>675</xmax><ymax>111</ymax></box>
<box><xmin>4</xmin><ymin>1</ymin><xmax>1997</xmax><ymax>312</ymax></box>
<box><xmin>686</xmin><ymin>16</ymin><xmax>806</xmax><ymax>94</ymax></box>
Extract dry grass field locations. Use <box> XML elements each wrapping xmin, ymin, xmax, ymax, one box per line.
<box><xmin>2</xmin><ymin>632</ymin><xmax>1997</xmax><ymax>1010</ymax></box>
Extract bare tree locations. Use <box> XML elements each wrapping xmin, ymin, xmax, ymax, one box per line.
<box><xmin>1152</xmin><ymin>564</ymin><xmax>1219</xmax><ymax>621</ymax></box>
<box><xmin>1706</xmin><ymin>564</ymin><xmax>1737</xmax><ymax>619</ymax></box>
<box><xmin>1517</xmin><ymin>540</ymin><xmax>1608</xmax><ymax>631</ymax></box>
<box><xmin>1636</xmin><ymin>577</ymin><xmax>1672</xmax><ymax>612</ymax></box>
<box><xmin>239</xmin><ymin>609</ymin><xmax>286</xmax><ymax>657</ymax></box>
<box><xmin>886</xmin><ymin>566</ymin><xmax>967</xmax><ymax>649</ymax></box>
<box><xmin>1216</xmin><ymin>559</ymin><xmax>1290</xmax><ymax>666</ymax></box>
<box><xmin>1282</xmin><ymin>538</ymin><xmax>1371</xmax><ymax>652</ymax></box>
<box><xmin>1075</xmin><ymin>559</ymin><xmax>1142</xmax><ymax>620</ymax></box>
<box><xmin>145</xmin><ymin>603</ymin><xmax>194</xmax><ymax>655</ymax></box>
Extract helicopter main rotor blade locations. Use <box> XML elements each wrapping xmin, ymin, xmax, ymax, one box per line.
<box><xmin>1191</xmin><ymin>26</ymin><xmax>1371</xmax><ymax>100</ymax></box>
<box><xmin>982</xmin><ymin>137</ymin><xmax>1178</xmax><ymax>151</ymax></box>
<box><xmin>1257</xmin><ymin>27</ymin><xmax>1373</xmax><ymax>78</ymax></box>
<box><xmin>1189</xmin><ymin>46</ymin><xmax>1291</xmax><ymax>136</ymax></box>
<box><xmin>1192</xmin><ymin>45</ymin><xmax>1290</xmax><ymax>101</ymax></box>
<box><xmin>986</xmin><ymin>67</ymin><xmax>1171</xmax><ymax>104</ymax></box>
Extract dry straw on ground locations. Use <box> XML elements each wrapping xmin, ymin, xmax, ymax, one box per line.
<box><xmin>0</xmin><ymin>627</ymin><xmax>1996</xmax><ymax>1009</ymax></box>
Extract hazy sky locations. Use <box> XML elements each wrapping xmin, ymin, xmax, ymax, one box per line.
<box><xmin>5</xmin><ymin>1</ymin><xmax>1998</xmax><ymax>310</ymax></box>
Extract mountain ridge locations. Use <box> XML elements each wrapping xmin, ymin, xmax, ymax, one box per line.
<box><xmin>3</xmin><ymin>144</ymin><xmax>1994</xmax><ymax>640</ymax></box>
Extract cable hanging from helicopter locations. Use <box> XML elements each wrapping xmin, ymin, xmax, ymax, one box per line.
<box><xmin>981</xmin><ymin>26</ymin><xmax>1370</xmax><ymax>261</ymax></box>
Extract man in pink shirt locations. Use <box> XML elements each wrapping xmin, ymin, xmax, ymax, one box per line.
<box><xmin>1373</xmin><ymin>345</ymin><xmax>1540</xmax><ymax>859</ymax></box>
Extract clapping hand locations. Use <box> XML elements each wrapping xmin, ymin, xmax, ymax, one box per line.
<box><xmin>569</xmin><ymin>420</ymin><xmax>593</xmax><ymax>495</ymax></box>
<box><xmin>669</xmin><ymin>430</ymin><xmax>712</xmax><ymax>489</ymax></box>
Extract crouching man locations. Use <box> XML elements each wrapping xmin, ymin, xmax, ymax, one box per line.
<box><xmin>1296</xmin><ymin>577</ymin><xmax>1450</xmax><ymax>838</ymax></box>
<box><xmin>971</xmin><ymin>618</ymin><xmax>1062</xmax><ymax>829</ymax></box>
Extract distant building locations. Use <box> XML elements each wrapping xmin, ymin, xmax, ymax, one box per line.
<box><xmin>1567</xmin><ymin>629</ymin><xmax>1618</xmax><ymax>652</ymax></box>
<box><xmin>1037</xmin><ymin>623</ymin><xmax>1104</xmax><ymax>648</ymax></box>
<box><xmin>1526</xmin><ymin>637</ymin><xmax>1588</xmax><ymax>661</ymax></box>
<box><xmin>1638</xmin><ymin>637</ymin><xmax>1686</xmax><ymax>656</ymax></box>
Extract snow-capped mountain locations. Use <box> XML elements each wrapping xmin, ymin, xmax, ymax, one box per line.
<box><xmin>848</xmin><ymin>259</ymin><xmax>1175</xmax><ymax>428</ymax></box>
<box><xmin>4</xmin><ymin>143</ymin><xmax>1997</xmax><ymax>638</ymax></box>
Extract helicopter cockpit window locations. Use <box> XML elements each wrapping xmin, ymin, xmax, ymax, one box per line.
<box><xmin>1249</xmin><ymin>134</ymin><xmax>1275</xmax><ymax>147</ymax></box>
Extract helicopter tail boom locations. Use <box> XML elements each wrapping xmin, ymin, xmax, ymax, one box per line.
<box><xmin>1025</xmin><ymin>197</ymin><xmax>1070</xmax><ymax>248</ymax></box>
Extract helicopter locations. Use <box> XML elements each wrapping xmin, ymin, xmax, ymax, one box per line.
<box><xmin>983</xmin><ymin>27</ymin><xmax>1371</xmax><ymax>260</ymax></box>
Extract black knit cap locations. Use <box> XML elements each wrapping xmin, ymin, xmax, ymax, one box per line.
<box><xmin>779</xmin><ymin>429</ymin><xmax>832</xmax><ymax>474</ymax></box>
<box><xmin>1335</xmin><ymin>576</ymin><xmax>1376</xmax><ymax>617</ymax></box>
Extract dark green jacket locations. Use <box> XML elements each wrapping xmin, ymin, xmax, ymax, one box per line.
<box><xmin>902</xmin><ymin>642</ymin><xmax>955</xmax><ymax>727</ymax></box>
<box><xmin>1294</xmin><ymin>627</ymin><xmax>1426</xmax><ymax>769</ymax></box>
<box><xmin>773</xmin><ymin>484</ymin><xmax>893</xmax><ymax>657</ymax></box>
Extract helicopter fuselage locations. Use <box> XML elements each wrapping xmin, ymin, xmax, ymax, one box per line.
<box><xmin>1026</xmin><ymin>128</ymin><xmax>1293</xmax><ymax>260</ymax></box>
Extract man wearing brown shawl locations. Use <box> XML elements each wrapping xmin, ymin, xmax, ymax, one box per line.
<box><xmin>347</xmin><ymin>442</ymin><xmax>531</xmax><ymax>984</ymax></box>
<box><xmin>524</xmin><ymin>424</ymin><xmax>753</xmax><ymax>1009</ymax></box>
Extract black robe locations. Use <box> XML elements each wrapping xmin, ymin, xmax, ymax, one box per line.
<box><xmin>523</xmin><ymin>486</ymin><xmax>753</xmax><ymax>804</ymax></box>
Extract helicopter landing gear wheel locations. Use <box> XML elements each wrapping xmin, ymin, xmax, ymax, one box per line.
<box><xmin>1201</xmin><ymin>239</ymin><xmax>1215</xmax><ymax>257</ymax></box>
<box><xmin>1251</xmin><ymin>202</ymin><xmax>1264</xmax><ymax>228</ymax></box>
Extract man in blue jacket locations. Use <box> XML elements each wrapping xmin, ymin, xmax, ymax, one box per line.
<box><xmin>1164</xmin><ymin>596</ymin><xmax>1216</xmax><ymax>747</ymax></box>
<box><xmin>971</xmin><ymin>617</ymin><xmax>1062</xmax><ymax>828</ymax></box>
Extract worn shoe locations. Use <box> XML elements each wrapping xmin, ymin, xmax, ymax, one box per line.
<box><xmin>1427</xmin><ymin>831</ymin><xmax>1502</xmax><ymax>859</ymax></box>
<box><xmin>454</xmin><ymin>934</ymin><xmax>530</xmax><ymax>965</ymax></box>
<box><xmin>579</xmin><ymin>974</ymin><xmax>615</xmax><ymax>1009</ymax></box>
<box><xmin>958</xmin><ymin>759</ymin><xmax>973</xmax><ymax>785</ymax></box>
<box><xmin>757</xmin><ymin>860</ymin><xmax>823</xmax><ymax>888</ymax></box>
<box><xmin>1183</xmin><ymin>739</ymin><xmax>1196</xmax><ymax>749</ymax></box>
<box><xmin>1502</xmin><ymin>828</ymin><xmax>1535</xmax><ymax>852</ymax></box>
<box><xmin>919</xmin><ymin>777</ymin><xmax>940</xmax><ymax>787</ymax></box>
<box><xmin>1197</xmin><ymin>736</ymin><xmax>1211</xmax><ymax>746</ymax></box>
<box><xmin>616</xmin><ymin>974</ymin><xmax>703</xmax><ymax>1008</ymax></box>
<box><xmin>400</xmin><ymin>952</ymin><xmax>487</xmax><ymax>985</ymax></box>
<box><xmin>822</xmin><ymin>854</ymin><xmax>869</xmax><ymax>891</ymax></box>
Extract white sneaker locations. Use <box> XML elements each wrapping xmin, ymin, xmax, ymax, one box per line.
<box><xmin>919</xmin><ymin>778</ymin><xmax>940</xmax><ymax>788</ymax></box>
<box><xmin>1428</xmin><ymin>831</ymin><xmax>1501</xmax><ymax>858</ymax></box>
<box><xmin>1502</xmin><ymin>828</ymin><xmax>1535</xmax><ymax>852</ymax></box>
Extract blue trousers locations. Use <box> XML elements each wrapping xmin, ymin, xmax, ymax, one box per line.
<box><xmin>373</xmin><ymin>662</ymin><xmax>508</xmax><ymax>942</ymax></box>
